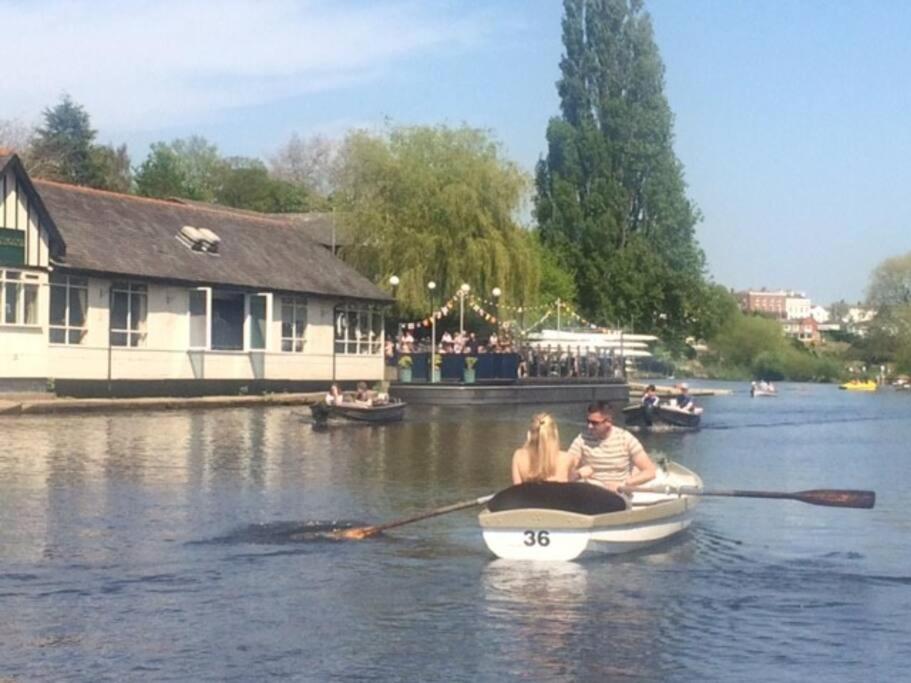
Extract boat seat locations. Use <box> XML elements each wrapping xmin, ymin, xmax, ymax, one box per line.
<box><xmin>487</xmin><ymin>482</ymin><xmax>628</xmax><ymax>515</ymax></box>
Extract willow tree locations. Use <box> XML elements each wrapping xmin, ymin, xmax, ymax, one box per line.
<box><xmin>334</xmin><ymin>124</ymin><xmax>540</xmax><ymax>317</ymax></box>
<box><xmin>535</xmin><ymin>0</ymin><xmax>706</xmax><ymax>338</ymax></box>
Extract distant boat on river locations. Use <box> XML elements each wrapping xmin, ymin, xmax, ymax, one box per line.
<box><xmin>310</xmin><ymin>399</ymin><xmax>406</xmax><ymax>424</ymax></box>
<box><xmin>839</xmin><ymin>380</ymin><xmax>877</xmax><ymax>392</ymax></box>
<box><xmin>622</xmin><ymin>402</ymin><xmax>702</xmax><ymax>429</ymax></box>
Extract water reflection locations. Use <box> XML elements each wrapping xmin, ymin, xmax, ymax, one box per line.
<box><xmin>0</xmin><ymin>386</ymin><xmax>908</xmax><ymax>681</ymax></box>
<box><xmin>481</xmin><ymin>560</ymin><xmax>592</xmax><ymax>681</ymax></box>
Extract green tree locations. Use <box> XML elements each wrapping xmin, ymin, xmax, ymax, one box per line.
<box><xmin>134</xmin><ymin>142</ymin><xmax>190</xmax><ymax>198</ymax></box>
<box><xmin>215</xmin><ymin>157</ymin><xmax>315</xmax><ymax>212</ymax></box>
<box><xmin>90</xmin><ymin>144</ymin><xmax>132</xmax><ymax>193</ymax></box>
<box><xmin>135</xmin><ymin>136</ymin><xmax>224</xmax><ymax>201</ymax></box>
<box><xmin>535</xmin><ymin>0</ymin><xmax>705</xmax><ymax>339</ymax></box>
<box><xmin>30</xmin><ymin>95</ymin><xmax>97</xmax><ymax>185</ymax></box>
<box><xmin>867</xmin><ymin>251</ymin><xmax>911</xmax><ymax>309</ymax></box>
<box><xmin>334</xmin><ymin>124</ymin><xmax>540</xmax><ymax>317</ymax></box>
<box><xmin>688</xmin><ymin>284</ymin><xmax>741</xmax><ymax>342</ymax></box>
<box><xmin>29</xmin><ymin>95</ymin><xmax>129</xmax><ymax>190</ymax></box>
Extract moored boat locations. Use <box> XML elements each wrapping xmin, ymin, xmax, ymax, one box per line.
<box><xmin>310</xmin><ymin>399</ymin><xmax>406</xmax><ymax>424</ymax></box>
<box><xmin>839</xmin><ymin>380</ymin><xmax>877</xmax><ymax>392</ymax></box>
<box><xmin>478</xmin><ymin>461</ymin><xmax>702</xmax><ymax>561</ymax></box>
<box><xmin>622</xmin><ymin>403</ymin><xmax>702</xmax><ymax>429</ymax></box>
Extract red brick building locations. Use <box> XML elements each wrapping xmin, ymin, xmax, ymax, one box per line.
<box><xmin>738</xmin><ymin>290</ymin><xmax>788</xmax><ymax>319</ymax></box>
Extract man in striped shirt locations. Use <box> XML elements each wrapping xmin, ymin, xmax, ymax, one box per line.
<box><xmin>568</xmin><ymin>401</ymin><xmax>657</xmax><ymax>493</ymax></box>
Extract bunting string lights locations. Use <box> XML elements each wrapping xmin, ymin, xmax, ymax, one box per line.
<box><xmin>395</xmin><ymin>288</ymin><xmax>621</xmax><ymax>333</ymax></box>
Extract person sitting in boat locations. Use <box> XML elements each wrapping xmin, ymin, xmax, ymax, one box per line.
<box><xmin>674</xmin><ymin>383</ymin><xmax>696</xmax><ymax>412</ymax></box>
<box><xmin>641</xmin><ymin>385</ymin><xmax>659</xmax><ymax>408</ymax></box>
<box><xmin>569</xmin><ymin>401</ymin><xmax>657</xmax><ymax>494</ymax></box>
<box><xmin>354</xmin><ymin>381</ymin><xmax>373</xmax><ymax>407</ymax></box>
<box><xmin>511</xmin><ymin>413</ymin><xmax>578</xmax><ymax>485</ymax></box>
<box><xmin>325</xmin><ymin>383</ymin><xmax>343</xmax><ymax>405</ymax></box>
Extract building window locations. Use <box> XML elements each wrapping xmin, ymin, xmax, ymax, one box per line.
<box><xmin>49</xmin><ymin>274</ymin><xmax>88</xmax><ymax>344</ymax></box>
<box><xmin>189</xmin><ymin>288</ymin><xmax>210</xmax><ymax>349</ymax></box>
<box><xmin>334</xmin><ymin>305</ymin><xmax>383</xmax><ymax>355</ymax></box>
<box><xmin>110</xmin><ymin>281</ymin><xmax>148</xmax><ymax>347</ymax></box>
<box><xmin>211</xmin><ymin>290</ymin><xmax>245</xmax><ymax>351</ymax></box>
<box><xmin>249</xmin><ymin>294</ymin><xmax>269</xmax><ymax>351</ymax></box>
<box><xmin>1</xmin><ymin>269</ymin><xmax>39</xmax><ymax>326</ymax></box>
<box><xmin>281</xmin><ymin>297</ymin><xmax>307</xmax><ymax>352</ymax></box>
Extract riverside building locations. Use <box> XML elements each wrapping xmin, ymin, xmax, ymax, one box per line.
<box><xmin>0</xmin><ymin>152</ymin><xmax>390</xmax><ymax>396</ymax></box>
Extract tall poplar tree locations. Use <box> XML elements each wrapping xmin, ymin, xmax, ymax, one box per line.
<box><xmin>535</xmin><ymin>0</ymin><xmax>706</xmax><ymax>338</ymax></box>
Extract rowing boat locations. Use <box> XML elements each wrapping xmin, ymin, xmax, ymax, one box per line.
<box><xmin>478</xmin><ymin>461</ymin><xmax>702</xmax><ymax>561</ymax></box>
<box><xmin>622</xmin><ymin>403</ymin><xmax>702</xmax><ymax>429</ymax></box>
<box><xmin>310</xmin><ymin>399</ymin><xmax>406</xmax><ymax>424</ymax></box>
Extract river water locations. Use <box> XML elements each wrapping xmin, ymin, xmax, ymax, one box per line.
<box><xmin>1</xmin><ymin>382</ymin><xmax>908</xmax><ymax>681</ymax></box>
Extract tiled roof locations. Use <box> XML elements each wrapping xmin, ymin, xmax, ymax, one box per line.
<box><xmin>32</xmin><ymin>179</ymin><xmax>388</xmax><ymax>302</ymax></box>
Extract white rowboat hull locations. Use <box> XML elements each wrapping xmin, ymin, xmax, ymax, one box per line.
<box><xmin>479</xmin><ymin>462</ymin><xmax>701</xmax><ymax>561</ymax></box>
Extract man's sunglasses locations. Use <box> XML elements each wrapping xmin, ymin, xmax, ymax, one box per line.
<box><xmin>587</xmin><ymin>418</ymin><xmax>610</xmax><ymax>426</ymax></box>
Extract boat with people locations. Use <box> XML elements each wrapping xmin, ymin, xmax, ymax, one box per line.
<box><xmin>478</xmin><ymin>460</ymin><xmax>702</xmax><ymax>561</ymax></box>
<box><xmin>839</xmin><ymin>379</ymin><xmax>878</xmax><ymax>392</ymax></box>
<box><xmin>751</xmin><ymin>381</ymin><xmax>777</xmax><ymax>397</ymax></box>
<box><xmin>310</xmin><ymin>398</ymin><xmax>406</xmax><ymax>424</ymax></box>
<box><xmin>622</xmin><ymin>402</ymin><xmax>702</xmax><ymax>429</ymax></box>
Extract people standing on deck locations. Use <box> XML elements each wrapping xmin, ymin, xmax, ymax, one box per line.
<box><xmin>511</xmin><ymin>413</ymin><xmax>578</xmax><ymax>484</ymax></box>
<box><xmin>674</xmin><ymin>383</ymin><xmax>696</xmax><ymax>412</ymax></box>
<box><xmin>569</xmin><ymin>401</ymin><xmax>656</xmax><ymax>493</ymax></box>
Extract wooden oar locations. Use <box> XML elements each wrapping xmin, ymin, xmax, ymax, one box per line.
<box><xmin>621</xmin><ymin>485</ymin><xmax>875</xmax><ymax>509</ymax></box>
<box><xmin>335</xmin><ymin>494</ymin><xmax>495</xmax><ymax>540</ymax></box>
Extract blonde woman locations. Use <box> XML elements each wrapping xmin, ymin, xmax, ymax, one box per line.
<box><xmin>511</xmin><ymin>413</ymin><xmax>578</xmax><ymax>484</ymax></box>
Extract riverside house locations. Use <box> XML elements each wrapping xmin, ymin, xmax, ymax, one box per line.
<box><xmin>0</xmin><ymin>152</ymin><xmax>390</xmax><ymax>396</ymax></box>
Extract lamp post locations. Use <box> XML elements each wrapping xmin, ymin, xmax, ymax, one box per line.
<box><xmin>458</xmin><ymin>283</ymin><xmax>470</xmax><ymax>335</ymax></box>
<box><xmin>388</xmin><ymin>275</ymin><xmax>399</xmax><ymax>340</ymax></box>
<box><xmin>428</xmin><ymin>281</ymin><xmax>437</xmax><ymax>383</ymax></box>
<box><xmin>491</xmin><ymin>287</ymin><xmax>501</xmax><ymax>341</ymax></box>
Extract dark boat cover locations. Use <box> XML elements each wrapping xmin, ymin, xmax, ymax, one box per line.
<box><xmin>487</xmin><ymin>482</ymin><xmax>627</xmax><ymax>515</ymax></box>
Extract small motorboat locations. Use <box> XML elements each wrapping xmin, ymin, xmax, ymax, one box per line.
<box><xmin>310</xmin><ymin>399</ymin><xmax>406</xmax><ymax>424</ymax></box>
<box><xmin>622</xmin><ymin>402</ymin><xmax>702</xmax><ymax>429</ymax></box>
<box><xmin>839</xmin><ymin>380</ymin><xmax>877</xmax><ymax>392</ymax></box>
<box><xmin>479</xmin><ymin>461</ymin><xmax>702</xmax><ymax>561</ymax></box>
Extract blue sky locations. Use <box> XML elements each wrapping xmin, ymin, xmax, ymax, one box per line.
<box><xmin>3</xmin><ymin>0</ymin><xmax>909</xmax><ymax>305</ymax></box>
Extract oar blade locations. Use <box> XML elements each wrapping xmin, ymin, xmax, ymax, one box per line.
<box><xmin>795</xmin><ymin>489</ymin><xmax>876</xmax><ymax>509</ymax></box>
<box><xmin>333</xmin><ymin>525</ymin><xmax>381</xmax><ymax>541</ymax></box>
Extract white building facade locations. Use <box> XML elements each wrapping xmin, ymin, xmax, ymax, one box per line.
<box><xmin>784</xmin><ymin>294</ymin><xmax>811</xmax><ymax>321</ymax></box>
<box><xmin>0</xmin><ymin>153</ymin><xmax>389</xmax><ymax>396</ymax></box>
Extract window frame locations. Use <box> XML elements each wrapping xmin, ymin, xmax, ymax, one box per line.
<box><xmin>109</xmin><ymin>281</ymin><xmax>148</xmax><ymax>348</ymax></box>
<box><xmin>334</xmin><ymin>303</ymin><xmax>384</xmax><ymax>356</ymax></box>
<box><xmin>0</xmin><ymin>269</ymin><xmax>40</xmax><ymax>327</ymax></box>
<box><xmin>188</xmin><ymin>286</ymin><xmax>212</xmax><ymax>350</ymax></box>
<box><xmin>280</xmin><ymin>296</ymin><xmax>308</xmax><ymax>353</ymax></box>
<box><xmin>247</xmin><ymin>292</ymin><xmax>272</xmax><ymax>351</ymax></box>
<box><xmin>49</xmin><ymin>273</ymin><xmax>89</xmax><ymax>345</ymax></box>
